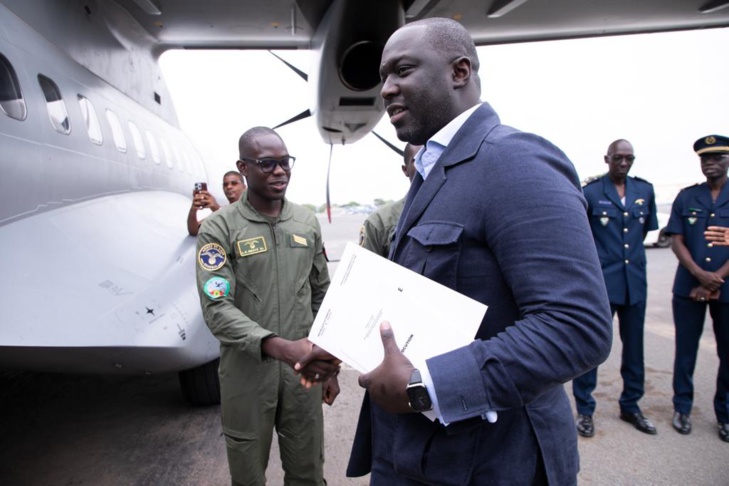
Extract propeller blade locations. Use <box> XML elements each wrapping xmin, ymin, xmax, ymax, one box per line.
<box><xmin>326</xmin><ymin>144</ymin><xmax>333</xmax><ymax>223</ymax></box>
<box><xmin>372</xmin><ymin>131</ymin><xmax>404</xmax><ymax>157</ymax></box>
<box><xmin>273</xmin><ymin>109</ymin><xmax>311</xmax><ymax>130</ymax></box>
<box><xmin>268</xmin><ymin>50</ymin><xmax>308</xmax><ymax>82</ymax></box>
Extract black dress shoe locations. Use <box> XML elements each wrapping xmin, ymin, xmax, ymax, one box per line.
<box><xmin>672</xmin><ymin>412</ymin><xmax>691</xmax><ymax>435</ymax></box>
<box><xmin>719</xmin><ymin>423</ymin><xmax>729</xmax><ymax>443</ymax></box>
<box><xmin>576</xmin><ymin>414</ymin><xmax>594</xmax><ymax>438</ymax></box>
<box><xmin>619</xmin><ymin>411</ymin><xmax>657</xmax><ymax>435</ymax></box>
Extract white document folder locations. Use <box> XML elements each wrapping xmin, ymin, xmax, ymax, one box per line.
<box><xmin>309</xmin><ymin>242</ymin><xmax>488</xmax><ymax>375</ymax></box>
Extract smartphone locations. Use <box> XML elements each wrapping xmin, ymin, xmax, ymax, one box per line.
<box><xmin>193</xmin><ymin>182</ymin><xmax>207</xmax><ymax>194</ymax></box>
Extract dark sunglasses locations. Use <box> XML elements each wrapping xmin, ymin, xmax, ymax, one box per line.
<box><xmin>239</xmin><ymin>156</ymin><xmax>296</xmax><ymax>173</ymax></box>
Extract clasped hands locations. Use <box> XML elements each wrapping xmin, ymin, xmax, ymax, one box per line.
<box><xmin>296</xmin><ymin>321</ymin><xmax>417</xmax><ymax>414</ymax></box>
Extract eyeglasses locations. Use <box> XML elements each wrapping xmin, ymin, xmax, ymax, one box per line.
<box><xmin>609</xmin><ymin>155</ymin><xmax>636</xmax><ymax>163</ymax></box>
<box><xmin>239</xmin><ymin>156</ymin><xmax>296</xmax><ymax>173</ymax></box>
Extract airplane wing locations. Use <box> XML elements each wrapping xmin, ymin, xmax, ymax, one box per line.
<box><xmin>99</xmin><ymin>0</ymin><xmax>729</xmax><ymax>48</ymax></box>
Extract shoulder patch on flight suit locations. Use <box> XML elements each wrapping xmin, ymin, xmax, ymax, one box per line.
<box><xmin>198</xmin><ymin>243</ymin><xmax>227</xmax><ymax>271</ymax></box>
<box><xmin>203</xmin><ymin>276</ymin><xmax>230</xmax><ymax>300</ymax></box>
<box><xmin>290</xmin><ymin>234</ymin><xmax>309</xmax><ymax>247</ymax></box>
<box><xmin>237</xmin><ymin>236</ymin><xmax>267</xmax><ymax>257</ymax></box>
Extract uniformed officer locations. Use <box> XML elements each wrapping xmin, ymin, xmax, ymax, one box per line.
<box><xmin>665</xmin><ymin>134</ymin><xmax>729</xmax><ymax>443</ymax></box>
<box><xmin>573</xmin><ymin>139</ymin><xmax>659</xmax><ymax>437</ymax></box>
<box><xmin>359</xmin><ymin>143</ymin><xmax>420</xmax><ymax>257</ymax></box>
<box><xmin>195</xmin><ymin>126</ymin><xmax>340</xmax><ymax>485</ymax></box>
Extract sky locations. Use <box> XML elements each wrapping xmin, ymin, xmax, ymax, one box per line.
<box><xmin>160</xmin><ymin>27</ymin><xmax>729</xmax><ymax>208</ymax></box>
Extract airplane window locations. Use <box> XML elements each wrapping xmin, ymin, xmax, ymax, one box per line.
<box><xmin>38</xmin><ymin>75</ymin><xmax>69</xmax><ymax>133</ymax></box>
<box><xmin>160</xmin><ymin>138</ymin><xmax>174</xmax><ymax>169</ymax></box>
<box><xmin>128</xmin><ymin>121</ymin><xmax>145</xmax><ymax>159</ymax></box>
<box><xmin>173</xmin><ymin>145</ymin><xmax>186</xmax><ymax>172</ymax></box>
<box><xmin>77</xmin><ymin>95</ymin><xmax>103</xmax><ymax>145</ymax></box>
<box><xmin>145</xmin><ymin>130</ymin><xmax>161</xmax><ymax>164</ymax></box>
<box><xmin>0</xmin><ymin>54</ymin><xmax>27</xmax><ymax>120</ymax></box>
<box><xmin>105</xmin><ymin>110</ymin><xmax>127</xmax><ymax>153</ymax></box>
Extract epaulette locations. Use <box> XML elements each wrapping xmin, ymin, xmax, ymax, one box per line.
<box><xmin>680</xmin><ymin>183</ymin><xmax>700</xmax><ymax>192</ymax></box>
<box><xmin>582</xmin><ymin>176</ymin><xmax>604</xmax><ymax>188</ymax></box>
<box><xmin>632</xmin><ymin>176</ymin><xmax>651</xmax><ymax>184</ymax></box>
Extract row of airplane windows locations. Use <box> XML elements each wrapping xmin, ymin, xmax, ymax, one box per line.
<box><xmin>0</xmin><ymin>52</ymin><xmax>200</xmax><ymax>176</ymax></box>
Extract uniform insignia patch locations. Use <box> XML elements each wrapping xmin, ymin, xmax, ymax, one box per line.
<box><xmin>639</xmin><ymin>217</ymin><xmax>645</xmax><ymax>224</ymax></box>
<box><xmin>237</xmin><ymin>236</ymin><xmax>267</xmax><ymax>257</ymax></box>
<box><xmin>291</xmin><ymin>234</ymin><xmax>309</xmax><ymax>247</ymax></box>
<box><xmin>203</xmin><ymin>276</ymin><xmax>230</xmax><ymax>300</ymax></box>
<box><xmin>600</xmin><ymin>216</ymin><xmax>609</xmax><ymax>226</ymax></box>
<box><xmin>688</xmin><ymin>217</ymin><xmax>697</xmax><ymax>225</ymax></box>
<box><xmin>706</xmin><ymin>136</ymin><xmax>716</xmax><ymax>145</ymax></box>
<box><xmin>635</xmin><ymin>199</ymin><xmax>645</xmax><ymax>206</ymax></box>
<box><xmin>359</xmin><ymin>225</ymin><xmax>366</xmax><ymax>246</ymax></box>
<box><xmin>598</xmin><ymin>200</ymin><xmax>612</xmax><ymax>206</ymax></box>
<box><xmin>198</xmin><ymin>243</ymin><xmax>227</xmax><ymax>271</ymax></box>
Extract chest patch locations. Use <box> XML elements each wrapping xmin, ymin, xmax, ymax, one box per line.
<box><xmin>291</xmin><ymin>233</ymin><xmax>309</xmax><ymax>248</ymax></box>
<box><xmin>237</xmin><ymin>236</ymin><xmax>267</xmax><ymax>257</ymax></box>
<box><xmin>198</xmin><ymin>243</ymin><xmax>227</xmax><ymax>271</ymax></box>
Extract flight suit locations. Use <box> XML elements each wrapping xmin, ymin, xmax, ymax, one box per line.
<box><xmin>665</xmin><ymin>182</ymin><xmax>729</xmax><ymax>425</ymax></box>
<box><xmin>196</xmin><ymin>192</ymin><xmax>330</xmax><ymax>486</ymax></box>
<box><xmin>573</xmin><ymin>175</ymin><xmax>658</xmax><ymax>415</ymax></box>
<box><xmin>359</xmin><ymin>198</ymin><xmax>405</xmax><ymax>258</ymax></box>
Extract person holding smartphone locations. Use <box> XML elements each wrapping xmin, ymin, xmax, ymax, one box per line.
<box><xmin>187</xmin><ymin>171</ymin><xmax>246</xmax><ymax>236</ymax></box>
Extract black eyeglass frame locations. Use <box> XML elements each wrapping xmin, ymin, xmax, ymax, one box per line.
<box><xmin>239</xmin><ymin>156</ymin><xmax>296</xmax><ymax>173</ymax></box>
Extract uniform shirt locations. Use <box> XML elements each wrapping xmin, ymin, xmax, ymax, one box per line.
<box><xmin>583</xmin><ymin>175</ymin><xmax>658</xmax><ymax>305</ymax></box>
<box><xmin>665</xmin><ymin>182</ymin><xmax>729</xmax><ymax>302</ymax></box>
<box><xmin>359</xmin><ymin>198</ymin><xmax>405</xmax><ymax>258</ymax></box>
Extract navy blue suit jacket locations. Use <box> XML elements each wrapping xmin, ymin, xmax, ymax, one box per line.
<box><xmin>583</xmin><ymin>175</ymin><xmax>658</xmax><ymax>305</ymax></box>
<box><xmin>347</xmin><ymin>103</ymin><xmax>612</xmax><ymax>485</ymax></box>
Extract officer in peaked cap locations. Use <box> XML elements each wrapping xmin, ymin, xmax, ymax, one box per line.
<box><xmin>664</xmin><ymin>134</ymin><xmax>729</xmax><ymax>443</ymax></box>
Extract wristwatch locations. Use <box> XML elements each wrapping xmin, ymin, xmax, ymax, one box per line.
<box><xmin>406</xmin><ymin>369</ymin><xmax>433</xmax><ymax>412</ymax></box>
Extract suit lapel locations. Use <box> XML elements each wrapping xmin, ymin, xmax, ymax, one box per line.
<box><xmin>602</xmin><ymin>176</ymin><xmax>624</xmax><ymax>208</ymax></box>
<box><xmin>623</xmin><ymin>177</ymin><xmax>637</xmax><ymax>209</ymax></box>
<box><xmin>391</xmin><ymin>104</ymin><xmax>500</xmax><ymax>258</ymax></box>
<box><xmin>714</xmin><ymin>181</ymin><xmax>729</xmax><ymax>208</ymax></box>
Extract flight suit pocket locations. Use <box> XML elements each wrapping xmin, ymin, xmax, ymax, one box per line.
<box><xmin>405</xmin><ymin>222</ymin><xmax>463</xmax><ymax>289</ymax></box>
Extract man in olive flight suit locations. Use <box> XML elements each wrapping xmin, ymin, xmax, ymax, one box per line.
<box><xmin>573</xmin><ymin>139</ymin><xmax>659</xmax><ymax>437</ymax></box>
<box><xmin>196</xmin><ymin>127</ymin><xmax>338</xmax><ymax>485</ymax></box>
<box><xmin>359</xmin><ymin>143</ymin><xmax>420</xmax><ymax>257</ymax></box>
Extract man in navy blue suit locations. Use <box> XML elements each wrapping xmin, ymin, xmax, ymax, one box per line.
<box><xmin>572</xmin><ymin>140</ymin><xmax>659</xmax><ymax>438</ymax></box>
<box><xmin>665</xmin><ymin>134</ymin><xmax>729</xmax><ymax>443</ymax></box>
<box><xmin>343</xmin><ymin>18</ymin><xmax>612</xmax><ymax>485</ymax></box>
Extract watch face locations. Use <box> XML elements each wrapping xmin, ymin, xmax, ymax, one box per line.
<box><xmin>407</xmin><ymin>384</ymin><xmax>432</xmax><ymax>412</ymax></box>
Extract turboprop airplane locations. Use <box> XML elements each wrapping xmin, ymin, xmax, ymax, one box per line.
<box><xmin>1</xmin><ymin>0</ymin><xmax>728</xmax><ymax>405</ymax></box>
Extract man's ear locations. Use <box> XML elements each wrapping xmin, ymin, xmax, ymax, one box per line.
<box><xmin>452</xmin><ymin>57</ymin><xmax>472</xmax><ymax>87</ymax></box>
<box><xmin>236</xmin><ymin>159</ymin><xmax>248</xmax><ymax>177</ymax></box>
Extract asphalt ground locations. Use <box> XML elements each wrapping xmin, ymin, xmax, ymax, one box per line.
<box><xmin>1</xmin><ymin>212</ymin><xmax>727</xmax><ymax>485</ymax></box>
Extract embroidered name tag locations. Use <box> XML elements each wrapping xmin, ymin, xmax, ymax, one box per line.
<box><xmin>237</xmin><ymin>236</ymin><xmax>267</xmax><ymax>257</ymax></box>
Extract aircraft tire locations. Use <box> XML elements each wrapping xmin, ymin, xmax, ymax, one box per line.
<box><xmin>655</xmin><ymin>229</ymin><xmax>672</xmax><ymax>249</ymax></box>
<box><xmin>178</xmin><ymin>358</ymin><xmax>221</xmax><ymax>406</ymax></box>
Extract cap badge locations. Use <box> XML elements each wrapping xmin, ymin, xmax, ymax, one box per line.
<box><xmin>706</xmin><ymin>136</ymin><xmax>716</xmax><ymax>145</ymax></box>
